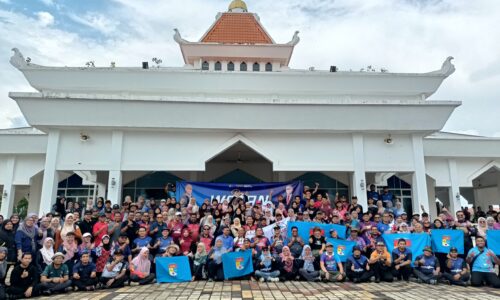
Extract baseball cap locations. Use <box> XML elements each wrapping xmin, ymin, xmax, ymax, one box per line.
<box><xmin>423</xmin><ymin>246</ymin><xmax>433</xmax><ymax>253</ymax></box>
<box><xmin>449</xmin><ymin>247</ymin><xmax>458</xmax><ymax>253</ymax></box>
<box><xmin>52</xmin><ymin>252</ymin><xmax>65</xmax><ymax>260</ymax></box>
<box><xmin>82</xmin><ymin>232</ymin><xmax>92</xmax><ymax>238</ymax></box>
<box><xmin>175</xmin><ymin>212</ymin><xmax>182</xmax><ymax>216</ymax></box>
<box><xmin>376</xmin><ymin>242</ymin><xmax>385</xmax><ymax>246</ymax></box>
<box><xmin>113</xmin><ymin>204</ymin><xmax>120</xmax><ymax>209</ymax></box>
<box><xmin>326</xmin><ymin>242</ymin><xmax>333</xmax><ymax>248</ymax></box>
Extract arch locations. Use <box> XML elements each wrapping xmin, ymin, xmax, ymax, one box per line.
<box><xmin>265</xmin><ymin>62</ymin><xmax>272</xmax><ymax>72</ymax></box>
<box><xmin>212</xmin><ymin>169</ymin><xmax>264</xmax><ymax>184</ymax></box>
<box><xmin>467</xmin><ymin>160</ymin><xmax>500</xmax><ymax>182</ymax></box>
<box><xmin>227</xmin><ymin>61</ymin><xmax>234</xmax><ymax>71</ymax></box>
<box><xmin>214</xmin><ymin>61</ymin><xmax>222</xmax><ymax>71</ymax></box>
<box><xmin>240</xmin><ymin>62</ymin><xmax>247</xmax><ymax>71</ymax></box>
<box><xmin>253</xmin><ymin>62</ymin><xmax>260</xmax><ymax>72</ymax></box>
<box><xmin>123</xmin><ymin>171</ymin><xmax>183</xmax><ymax>200</ymax></box>
<box><xmin>201</xmin><ymin>61</ymin><xmax>209</xmax><ymax>70</ymax></box>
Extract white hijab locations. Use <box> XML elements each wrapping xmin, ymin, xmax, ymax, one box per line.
<box><xmin>40</xmin><ymin>237</ymin><xmax>55</xmax><ymax>265</ymax></box>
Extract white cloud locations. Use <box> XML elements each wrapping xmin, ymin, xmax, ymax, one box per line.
<box><xmin>68</xmin><ymin>12</ymin><xmax>120</xmax><ymax>35</ymax></box>
<box><xmin>39</xmin><ymin>0</ymin><xmax>55</xmax><ymax>6</ymax></box>
<box><xmin>35</xmin><ymin>11</ymin><xmax>54</xmax><ymax>27</ymax></box>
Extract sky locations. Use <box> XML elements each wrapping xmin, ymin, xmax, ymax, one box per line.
<box><xmin>0</xmin><ymin>0</ymin><xmax>499</xmax><ymax>136</ymax></box>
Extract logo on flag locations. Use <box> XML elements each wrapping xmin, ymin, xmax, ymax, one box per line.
<box><xmin>168</xmin><ymin>263</ymin><xmax>178</xmax><ymax>276</ymax></box>
<box><xmin>337</xmin><ymin>245</ymin><xmax>346</xmax><ymax>256</ymax></box>
<box><xmin>235</xmin><ymin>257</ymin><xmax>244</xmax><ymax>270</ymax></box>
<box><xmin>442</xmin><ymin>236</ymin><xmax>451</xmax><ymax>247</ymax></box>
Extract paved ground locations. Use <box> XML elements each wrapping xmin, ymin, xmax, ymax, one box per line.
<box><xmin>33</xmin><ymin>281</ymin><xmax>500</xmax><ymax>300</ymax></box>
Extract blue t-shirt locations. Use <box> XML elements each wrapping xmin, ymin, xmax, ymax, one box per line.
<box><xmin>448</xmin><ymin>258</ymin><xmax>466</xmax><ymax>275</ymax></box>
<box><xmin>415</xmin><ymin>254</ymin><xmax>439</xmax><ymax>274</ymax></box>
<box><xmin>467</xmin><ymin>247</ymin><xmax>496</xmax><ymax>273</ymax></box>
<box><xmin>391</xmin><ymin>247</ymin><xmax>412</xmax><ymax>263</ymax></box>
<box><xmin>321</xmin><ymin>252</ymin><xmax>341</xmax><ymax>272</ymax></box>
<box><xmin>133</xmin><ymin>236</ymin><xmax>152</xmax><ymax>248</ymax></box>
<box><xmin>377</xmin><ymin>222</ymin><xmax>391</xmax><ymax>234</ymax></box>
<box><xmin>347</xmin><ymin>255</ymin><xmax>368</xmax><ymax>272</ymax></box>
<box><xmin>217</xmin><ymin>234</ymin><xmax>234</xmax><ymax>250</ymax></box>
<box><xmin>367</xmin><ymin>191</ymin><xmax>379</xmax><ymax>201</ymax></box>
<box><xmin>157</xmin><ymin>237</ymin><xmax>173</xmax><ymax>253</ymax></box>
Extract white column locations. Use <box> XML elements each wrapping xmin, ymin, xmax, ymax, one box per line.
<box><xmin>411</xmin><ymin>134</ymin><xmax>429</xmax><ymax>214</ymax></box>
<box><xmin>28</xmin><ymin>172</ymin><xmax>44</xmax><ymax>216</ymax></box>
<box><xmin>107</xmin><ymin>131</ymin><xmax>123</xmax><ymax>205</ymax></box>
<box><xmin>1</xmin><ymin>156</ymin><xmax>16</xmax><ymax>217</ymax></box>
<box><xmin>96</xmin><ymin>182</ymin><xmax>106</xmax><ymax>199</ymax></box>
<box><xmin>352</xmin><ymin>133</ymin><xmax>367</xmax><ymax>210</ymax></box>
<box><xmin>39</xmin><ymin>130</ymin><xmax>60</xmax><ymax>216</ymax></box>
<box><xmin>447</xmin><ymin>159</ymin><xmax>461</xmax><ymax>215</ymax></box>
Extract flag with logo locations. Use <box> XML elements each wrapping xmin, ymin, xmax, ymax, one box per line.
<box><xmin>287</xmin><ymin>221</ymin><xmax>347</xmax><ymax>241</ymax></box>
<box><xmin>430</xmin><ymin>229</ymin><xmax>464</xmax><ymax>254</ymax></box>
<box><xmin>487</xmin><ymin>230</ymin><xmax>500</xmax><ymax>255</ymax></box>
<box><xmin>222</xmin><ymin>250</ymin><xmax>254</xmax><ymax>279</ymax></box>
<box><xmin>382</xmin><ymin>233</ymin><xmax>430</xmax><ymax>262</ymax></box>
<box><xmin>326</xmin><ymin>238</ymin><xmax>356</xmax><ymax>262</ymax></box>
<box><xmin>156</xmin><ymin>256</ymin><xmax>192</xmax><ymax>283</ymax></box>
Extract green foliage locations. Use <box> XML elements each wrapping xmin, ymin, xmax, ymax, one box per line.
<box><xmin>14</xmin><ymin>197</ymin><xmax>29</xmax><ymax>219</ymax></box>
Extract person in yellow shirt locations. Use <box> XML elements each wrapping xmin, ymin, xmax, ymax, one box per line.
<box><xmin>369</xmin><ymin>241</ymin><xmax>394</xmax><ymax>283</ymax></box>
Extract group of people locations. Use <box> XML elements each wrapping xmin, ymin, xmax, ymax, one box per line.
<box><xmin>0</xmin><ymin>183</ymin><xmax>499</xmax><ymax>299</ymax></box>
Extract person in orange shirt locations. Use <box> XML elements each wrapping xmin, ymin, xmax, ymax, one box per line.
<box><xmin>369</xmin><ymin>241</ymin><xmax>394</xmax><ymax>283</ymax></box>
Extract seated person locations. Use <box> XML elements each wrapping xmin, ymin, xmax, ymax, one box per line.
<box><xmin>207</xmin><ymin>237</ymin><xmax>227</xmax><ymax>281</ymax></box>
<box><xmin>72</xmin><ymin>251</ymin><xmax>98</xmax><ymax>291</ymax></box>
<box><xmin>277</xmin><ymin>246</ymin><xmax>297</xmax><ymax>281</ymax></box>
<box><xmin>6</xmin><ymin>252</ymin><xmax>39</xmax><ymax>299</ymax></box>
<box><xmin>36</xmin><ymin>238</ymin><xmax>54</xmax><ymax>275</ymax></box>
<box><xmin>100</xmin><ymin>249</ymin><xmax>129</xmax><ymax>289</ymax></box>
<box><xmin>442</xmin><ymin>247</ymin><xmax>470</xmax><ymax>286</ymax></box>
<box><xmin>298</xmin><ymin>245</ymin><xmax>320</xmax><ymax>282</ymax></box>
<box><xmin>0</xmin><ymin>247</ymin><xmax>8</xmax><ymax>299</ymax></box>
<box><xmin>413</xmin><ymin>246</ymin><xmax>440</xmax><ymax>285</ymax></box>
<box><xmin>130</xmin><ymin>247</ymin><xmax>155</xmax><ymax>285</ymax></box>
<box><xmin>254</xmin><ymin>246</ymin><xmax>280</xmax><ymax>282</ymax></box>
<box><xmin>39</xmin><ymin>252</ymin><xmax>72</xmax><ymax>295</ymax></box>
<box><xmin>309</xmin><ymin>227</ymin><xmax>326</xmax><ymax>258</ymax></box>
<box><xmin>320</xmin><ymin>242</ymin><xmax>345</xmax><ymax>282</ymax></box>
<box><xmin>466</xmin><ymin>236</ymin><xmax>500</xmax><ymax>288</ymax></box>
<box><xmin>346</xmin><ymin>246</ymin><xmax>372</xmax><ymax>283</ymax></box>
<box><xmin>369</xmin><ymin>242</ymin><xmax>393</xmax><ymax>283</ymax></box>
<box><xmin>391</xmin><ymin>238</ymin><xmax>412</xmax><ymax>281</ymax></box>
<box><xmin>192</xmin><ymin>243</ymin><xmax>208</xmax><ymax>281</ymax></box>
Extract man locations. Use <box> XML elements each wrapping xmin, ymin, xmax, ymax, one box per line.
<box><xmin>217</xmin><ymin>226</ymin><xmax>235</xmax><ymax>251</ymax></box>
<box><xmin>108</xmin><ymin>211</ymin><xmax>123</xmax><ymax>243</ymax></box>
<box><xmin>121</xmin><ymin>211</ymin><xmax>139</xmax><ymax>242</ymax></box>
<box><xmin>39</xmin><ymin>252</ymin><xmax>72</xmax><ymax>295</ymax></box>
<box><xmin>413</xmin><ymin>246</ymin><xmax>440</xmax><ymax>285</ymax></box>
<box><xmin>286</xmin><ymin>226</ymin><xmax>305</xmax><ymax>258</ymax></box>
<box><xmin>270</xmin><ymin>226</ymin><xmax>285</xmax><ymax>256</ymax></box>
<box><xmin>376</xmin><ymin>213</ymin><xmax>392</xmax><ymax>235</ymax></box>
<box><xmin>367</xmin><ymin>184</ymin><xmax>379</xmax><ymax>201</ymax></box>
<box><xmin>93</xmin><ymin>212</ymin><xmax>109</xmax><ymax>247</ymax></box>
<box><xmin>100</xmin><ymin>249</ymin><xmax>128</xmax><ymax>289</ymax></box>
<box><xmin>346</xmin><ymin>246</ymin><xmax>371</xmax><ymax>283</ymax></box>
<box><xmin>78</xmin><ymin>210</ymin><xmax>95</xmax><ymax>236</ymax></box>
<box><xmin>149</xmin><ymin>213</ymin><xmax>168</xmax><ymax>239</ymax></box>
<box><xmin>320</xmin><ymin>242</ymin><xmax>345</xmax><ymax>282</ymax></box>
<box><xmin>391</xmin><ymin>239</ymin><xmax>412</xmax><ymax>281</ymax></box>
<box><xmin>455</xmin><ymin>210</ymin><xmax>475</xmax><ymax>256</ymax></box>
<box><xmin>186</xmin><ymin>213</ymin><xmax>200</xmax><ymax>241</ymax></box>
<box><xmin>6</xmin><ymin>252</ymin><xmax>39</xmax><ymax>298</ymax></box>
<box><xmin>132</xmin><ymin>227</ymin><xmax>153</xmax><ymax>255</ymax></box>
<box><xmin>72</xmin><ymin>251</ymin><xmax>98</xmax><ymax>291</ymax></box>
<box><xmin>368</xmin><ymin>242</ymin><xmax>393</xmax><ymax>283</ymax></box>
<box><xmin>380</xmin><ymin>187</ymin><xmax>394</xmax><ymax>207</ymax></box>
<box><xmin>349</xmin><ymin>196</ymin><xmax>363</xmax><ymax>214</ymax></box>
<box><xmin>114</xmin><ymin>234</ymin><xmax>133</xmax><ymax>264</ymax></box>
<box><xmin>442</xmin><ymin>247</ymin><xmax>470</xmax><ymax>286</ymax></box>
<box><xmin>466</xmin><ymin>236</ymin><xmax>500</xmax><ymax>288</ymax></box>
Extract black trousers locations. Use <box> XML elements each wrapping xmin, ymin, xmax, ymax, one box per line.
<box><xmin>73</xmin><ymin>277</ymin><xmax>98</xmax><ymax>290</ymax></box>
<box><xmin>442</xmin><ymin>272</ymin><xmax>470</xmax><ymax>286</ymax></box>
<box><xmin>346</xmin><ymin>269</ymin><xmax>373</xmax><ymax>282</ymax></box>
<box><xmin>471</xmin><ymin>271</ymin><xmax>500</xmax><ymax>288</ymax></box>
<box><xmin>130</xmin><ymin>273</ymin><xmax>155</xmax><ymax>285</ymax></box>
<box><xmin>6</xmin><ymin>285</ymin><xmax>40</xmax><ymax>299</ymax></box>
<box><xmin>100</xmin><ymin>276</ymin><xmax>128</xmax><ymax>289</ymax></box>
<box><xmin>392</xmin><ymin>265</ymin><xmax>412</xmax><ymax>281</ymax></box>
<box><xmin>370</xmin><ymin>262</ymin><xmax>393</xmax><ymax>282</ymax></box>
<box><xmin>207</xmin><ymin>261</ymin><xmax>224</xmax><ymax>281</ymax></box>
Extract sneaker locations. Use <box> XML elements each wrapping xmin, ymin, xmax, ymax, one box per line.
<box><xmin>429</xmin><ymin>279</ymin><xmax>438</xmax><ymax>285</ymax></box>
<box><xmin>259</xmin><ymin>277</ymin><xmax>265</xmax><ymax>282</ymax></box>
<box><xmin>42</xmin><ymin>290</ymin><xmax>52</xmax><ymax>296</ymax></box>
<box><xmin>270</xmin><ymin>277</ymin><xmax>280</xmax><ymax>282</ymax></box>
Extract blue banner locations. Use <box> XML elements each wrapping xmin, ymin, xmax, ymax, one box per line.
<box><xmin>487</xmin><ymin>230</ymin><xmax>500</xmax><ymax>255</ymax></box>
<box><xmin>156</xmin><ymin>256</ymin><xmax>192</xmax><ymax>283</ymax></box>
<box><xmin>176</xmin><ymin>181</ymin><xmax>303</xmax><ymax>206</ymax></box>
<box><xmin>287</xmin><ymin>221</ymin><xmax>347</xmax><ymax>241</ymax></box>
<box><xmin>382</xmin><ymin>233</ymin><xmax>431</xmax><ymax>262</ymax></box>
<box><xmin>430</xmin><ymin>229</ymin><xmax>464</xmax><ymax>254</ymax></box>
<box><xmin>326</xmin><ymin>238</ymin><xmax>356</xmax><ymax>262</ymax></box>
<box><xmin>222</xmin><ymin>250</ymin><xmax>254</xmax><ymax>279</ymax></box>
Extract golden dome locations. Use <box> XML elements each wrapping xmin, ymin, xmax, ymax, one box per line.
<box><xmin>228</xmin><ymin>0</ymin><xmax>248</xmax><ymax>12</ymax></box>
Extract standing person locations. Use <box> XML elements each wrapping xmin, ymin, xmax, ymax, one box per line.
<box><xmin>108</xmin><ymin>212</ymin><xmax>123</xmax><ymax>243</ymax></box>
<box><xmin>369</xmin><ymin>242</ymin><xmax>393</xmax><ymax>283</ymax></box>
<box><xmin>92</xmin><ymin>213</ymin><xmax>109</xmax><ymax>247</ymax></box>
<box><xmin>72</xmin><ymin>251</ymin><xmax>98</xmax><ymax>291</ymax></box>
<box><xmin>391</xmin><ymin>239</ymin><xmax>413</xmax><ymax>281</ymax></box>
<box><xmin>319</xmin><ymin>242</ymin><xmax>345</xmax><ymax>282</ymax></box>
<box><xmin>121</xmin><ymin>212</ymin><xmax>139</xmax><ymax>243</ymax></box>
<box><xmin>192</xmin><ymin>243</ymin><xmax>208</xmax><ymax>280</ymax></box>
<box><xmin>39</xmin><ymin>252</ymin><xmax>72</xmax><ymax>295</ymax></box>
<box><xmin>346</xmin><ymin>246</ymin><xmax>372</xmax><ymax>283</ymax></box>
<box><xmin>413</xmin><ymin>246</ymin><xmax>441</xmax><ymax>285</ymax></box>
<box><xmin>309</xmin><ymin>227</ymin><xmax>326</xmax><ymax>258</ymax></box>
<box><xmin>55</xmin><ymin>213</ymin><xmax>82</xmax><ymax>250</ymax></box>
<box><xmin>207</xmin><ymin>237</ymin><xmax>226</xmax><ymax>281</ymax></box>
<box><xmin>0</xmin><ymin>220</ymin><xmax>17</xmax><ymax>268</ymax></box>
<box><xmin>298</xmin><ymin>245</ymin><xmax>320</xmax><ymax>281</ymax></box>
<box><xmin>129</xmin><ymin>247</ymin><xmax>155</xmax><ymax>285</ymax></box>
<box><xmin>287</xmin><ymin>226</ymin><xmax>305</xmax><ymax>258</ymax></box>
<box><xmin>99</xmin><ymin>249</ymin><xmax>129</xmax><ymax>289</ymax></box>
<box><xmin>442</xmin><ymin>247</ymin><xmax>470</xmax><ymax>286</ymax></box>
<box><xmin>466</xmin><ymin>236</ymin><xmax>500</xmax><ymax>288</ymax></box>
<box><xmin>6</xmin><ymin>252</ymin><xmax>39</xmax><ymax>299</ymax></box>
<box><xmin>270</xmin><ymin>226</ymin><xmax>285</xmax><ymax>256</ymax></box>
<box><xmin>15</xmin><ymin>216</ymin><xmax>40</xmax><ymax>259</ymax></box>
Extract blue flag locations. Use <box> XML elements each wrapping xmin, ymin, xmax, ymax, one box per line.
<box><xmin>222</xmin><ymin>250</ymin><xmax>254</xmax><ymax>279</ymax></box>
<box><xmin>326</xmin><ymin>238</ymin><xmax>356</xmax><ymax>262</ymax></box>
<box><xmin>287</xmin><ymin>221</ymin><xmax>347</xmax><ymax>241</ymax></box>
<box><xmin>487</xmin><ymin>230</ymin><xmax>500</xmax><ymax>255</ymax></box>
<box><xmin>382</xmin><ymin>233</ymin><xmax>430</xmax><ymax>262</ymax></box>
<box><xmin>430</xmin><ymin>229</ymin><xmax>464</xmax><ymax>254</ymax></box>
<box><xmin>156</xmin><ymin>256</ymin><xmax>192</xmax><ymax>283</ymax></box>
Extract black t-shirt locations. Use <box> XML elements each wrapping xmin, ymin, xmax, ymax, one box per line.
<box><xmin>78</xmin><ymin>219</ymin><xmax>96</xmax><ymax>235</ymax></box>
<box><xmin>121</xmin><ymin>220</ymin><xmax>139</xmax><ymax>241</ymax></box>
<box><xmin>11</xmin><ymin>264</ymin><xmax>38</xmax><ymax>290</ymax></box>
<box><xmin>309</xmin><ymin>236</ymin><xmax>326</xmax><ymax>251</ymax></box>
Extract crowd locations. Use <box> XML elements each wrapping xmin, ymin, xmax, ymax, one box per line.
<box><xmin>0</xmin><ymin>183</ymin><xmax>499</xmax><ymax>299</ymax></box>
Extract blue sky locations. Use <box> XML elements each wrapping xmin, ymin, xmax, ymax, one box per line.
<box><xmin>1</xmin><ymin>0</ymin><xmax>500</xmax><ymax>136</ymax></box>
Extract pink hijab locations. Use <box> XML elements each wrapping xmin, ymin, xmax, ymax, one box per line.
<box><xmin>131</xmin><ymin>247</ymin><xmax>151</xmax><ymax>276</ymax></box>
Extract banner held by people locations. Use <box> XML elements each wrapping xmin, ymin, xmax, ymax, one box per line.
<box><xmin>287</xmin><ymin>221</ymin><xmax>347</xmax><ymax>241</ymax></box>
<box><xmin>222</xmin><ymin>249</ymin><xmax>254</xmax><ymax>280</ymax></box>
<box><xmin>382</xmin><ymin>233</ymin><xmax>431</xmax><ymax>262</ymax></box>
<box><xmin>430</xmin><ymin>229</ymin><xmax>464</xmax><ymax>254</ymax></box>
<box><xmin>156</xmin><ymin>256</ymin><xmax>192</xmax><ymax>283</ymax></box>
<box><xmin>326</xmin><ymin>238</ymin><xmax>356</xmax><ymax>262</ymax></box>
<box><xmin>487</xmin><ymin>230</ymin><xmax>500</xmax><ymax>255</ymax></box>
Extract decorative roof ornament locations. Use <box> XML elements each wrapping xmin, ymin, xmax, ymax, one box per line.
<box><xmin>428</xmin><ymin>56</ymin><xmax>455</xmax><ymax>77</ymax></box>
<box><xmin>287</xmin><ymin>31</ymin><xmax>300</xmax><ymax>46</ymax></box>
<box><xmin>10</xmin><ymin>48</ymin><xmax>28</xmax><ymax>69</ymax></box>
<box><xmin>228</xmin><ymin>0</ymin><xmax>248</xmax><ymax>12</ymax></box>
<box><xmin>173</xmin><ymin>28</ymin><xmax>188</xmax><ymax>44</ymax></box>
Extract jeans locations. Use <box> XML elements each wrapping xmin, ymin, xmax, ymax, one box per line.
<box><xmin>39</xmin><ymin>280</ymin><xmax>73</xmax><ymax>293</ymax></box>
<box><xmin>370</xmin><ymin>262</ymin><xmax>393</xmax><ymax>282</ymax></box>
<box><xmin>413</xmin><ymin>269</ymin><xmax>439</xmax><ymax>283</ymax></box>
<box><xmin>298</xmin><ymin>268</ymin><xmax>320</xmax><ymax>281</ymax></box>
<box><xmin>255</xmin><ymin>270</ymin><xmax>280</xmax><ymax>281</ymax></box>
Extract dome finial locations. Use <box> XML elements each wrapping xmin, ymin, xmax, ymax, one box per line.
<box><xmin>228</xmin><ymin>0</ymin><xmax>248</xmax><ymax>12</ymax></box>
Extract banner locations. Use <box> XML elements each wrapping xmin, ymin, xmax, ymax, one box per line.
<box><xmin>263</xmin><ymin>217</ymin><xmax>289</xmax><ymax>241</ymax></box>
<box><xmin>156</xmin><ymin>256</ymin><xmax>192</xmax><ymax>283</ymax></box>
<box><xmin>430</xmin><ymin>229</ymin><xmax>464</xmax><ymax>254</ymax></box>
<box><xmin>176</xmin><ymin>181</ymin><xmax>303</xmax><ymax>206</ymax></box>
<box><xmin>487</xmin><ymin>230</ymin><xmax>500</xmax><ymax>255</ymax></box>
<box><xmin>222</xmin><ymin>249</ymin><xmax>254</xmax><ymax>279</ymax></box>
<box><xmin>287</xmin><ymin>221</ymin><xmax>347</xmax><ymax>241</ymax></box>
<box><xmin>382</xmin><ymin>233</ymin><xmax>431</xmax><ymax>262</ymax></box>
<box><xmin>326</xmin><ymin>238</ymin><xmax>356</xmax><ymax>262</ymax></box>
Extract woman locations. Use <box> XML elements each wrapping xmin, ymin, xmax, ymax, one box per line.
<box><xmin>494</xmin><ymin>214</ymin><xmax>500</xmax><ymax>230</ymax></box>
<box><xmin>432</xmin><ymin>219</ymin><xmax>445</xmax><ymax>230</ymax></box>
<box><xmin>179</xmin><ymin>228</ymin><xmax>195</xmax><ymax>256</ymax></box>
<box><xmin>397</xmin><ymin>223</ymin><xmax>411</xmax><ymax>234</ymax></box>
<box><xmin>55</xmin><ymin>213</ymin><xmax>82</xmax><ymax>250</ymax></box>
<box><xmin>255</xmin><ymin>246</ymin><xmax>279</xmax><ymax>282</ymax></box>
<box><xmin>278</xmin><ymin>246</ymin><xmax>296</xmax><ymax>281</ymax></box>
<box><xmin>37</xmin><ymin>217</ymin><xmax>54</xmax><ymax>249</ymax></box>
<box><xmin>376</xmin><ymin>200</ymin><xmax>385</xmax><ymax>216</ymax></box>
<box><xmin>95</xmin><ymin>235</ymin><xmax>114</xmax><ymax>278</ymax></box>
<box><xmin>230</xmin><ymin>218</ymin><xmax>242</xmax><ymax>238</ymax></box>
<box><xmin>298</xmin><ymin>245</ymin><xmax>320</xmax><ymax>281</ymax></box>
<box><xmin>10</xmin><ymin>214</ymin><xmax>20</xmax><ymax>232</ymax></box>
<box><xmin>58</xmin><ymin>231</ymin><xmax>78</xmax><ymax>273</ymax></box>
<box><xmin>0</xmin><ymin>220</ymin><xmax>17</xmax><ymax>266</ymax></box>
<box><xmin>233</xmin><ymin>227</ymin><xmax>246</xmax><ymax>250</ymax></box>
<box><xmin>476</xmin><ymin>217</ymin><xmax>488</xmax><ymax>239</ymax></box>
<box><xmin>207</xmin><ymin>237</ymin><xmax>226</xmax><ymax>281</ymax></box>
<box><xmin>187</xmin><ymin>198</ymin><xmax>199</xmax><ymax>215</ymax></box>
<box><xmin>15</xmin><ymin>216</ymin><xmax>39</xmax><ymax>258</ymax></box>
<box><xmin>50</xmin><ymin>217</ymin><xmax>61</xmax><ymax>232</ymax></box>
<box><xmin>486</xmin><ymin>216</ymin><xmax>495</xmax><ymax>231</ymax></box>
<box><xmin>36</xmin><ymin>237</ymin><xmax>54</xmax><ymax>275</ymax></box>
<box><xmin>201</xmin><ymin>215</ymin><xmax>216</xmax><ymax>236</ymax></box>
<box><xmin>192</xmin><ymin>243</ymin><xmax>208</xmax><ymax>280</ymax></box>
<box><xmin>130</xmin><ymin>247</ymin><xmax>155</xmax><ymax>285</ymax></box>
<box><xmin>333</xmin><ymin>201</ymin><xmax>347</xmax><ymax>221</ymax></box>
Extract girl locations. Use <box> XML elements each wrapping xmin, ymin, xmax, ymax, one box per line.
<box><xmin>192</xmin><ymin>243</ymin><xmax>208</xmax><ymax>281</ymax></box>
<box><xmin>278</xmin><ymin>246</ymin><xmax>296</xmax><ymax>281</ymax></box>
<box><xmin>298</xmin><ymin>245</ymin><xmax>320</xmax><ymax>281</ymax></box>
<box><xmin>36</xmin><ymin>237</ymin><xmax>54</xmax><ymax>275</ymax></box>
<box><xmin>130</xmin><ymin>247</ymin><xmax>155</xmax><ymax>285</ymax></box>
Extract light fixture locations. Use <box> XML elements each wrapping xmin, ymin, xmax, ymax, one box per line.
<box><xmin>111</xmin><ymin>177</ymin><xmax>116</xmax><ymax>188</ymax></box>
<box><xmin>384</xmin><ymin>134</ymin><xmax>393</xmax><ymax>145</ymax></box>
<box><xmin>2</xmin><ymin>191</ymin><xmax>7</xmax><ymax>199</ymax></box>
<box><xmin>455</xmin><ymin>192</ymin><xmax>460</xmax><ymax>200</ymax></box>
<box><xmin>80</xmin><ymin>133</ymin><xmax>90</xmax><ymax>142</ymax></box>
<box><xmin>360</xmin><ymin>179</ymin><xmax>365</xmax><ymax>191</ymax></box>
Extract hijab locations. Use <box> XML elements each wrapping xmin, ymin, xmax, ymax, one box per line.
<box><xmin>279</xmin><ymin>246</ymin><xmax>294</xmax><ymax>272</ymax></box>
<box><xmin>18</xmin><ymin>217</ymin><xmax>36</xmax><ymax>252</ymax></box>
<box><xmin>477</xmin><ymin>217</ymin><xmax>487</xmax><ymax>237</ymax></box>
<box><xmin>131</xmin><ymin>247</ymin><xmax>151</xmax><ymax>275</ymax></box>
<box><xmin>62</xmin><ymin>235</ymin><xmax>78</xmax><ymax>263</ymax></box>
<box><xmin>194</xmin><ymin>243</ymin><xmax>207</xmax><ymax>264</ymax></box>
<box><xmin>40</xmin><ymin>237</ymin><xmax>54</xmax><ymax>265</ymax></box>
<box><xmin>0</xmin><ymin>247</ymin><xmax>7</xmax><ymax>279</ymax></box>
<box><xmin>212</xmin><ymin>237</ymin><xmax>226</xmax><ymax>263</ymax></box>
<box><xmin>60</xmin><ymin>213</ymin><xmax>75</xmax><ymax>241</ymax></box>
